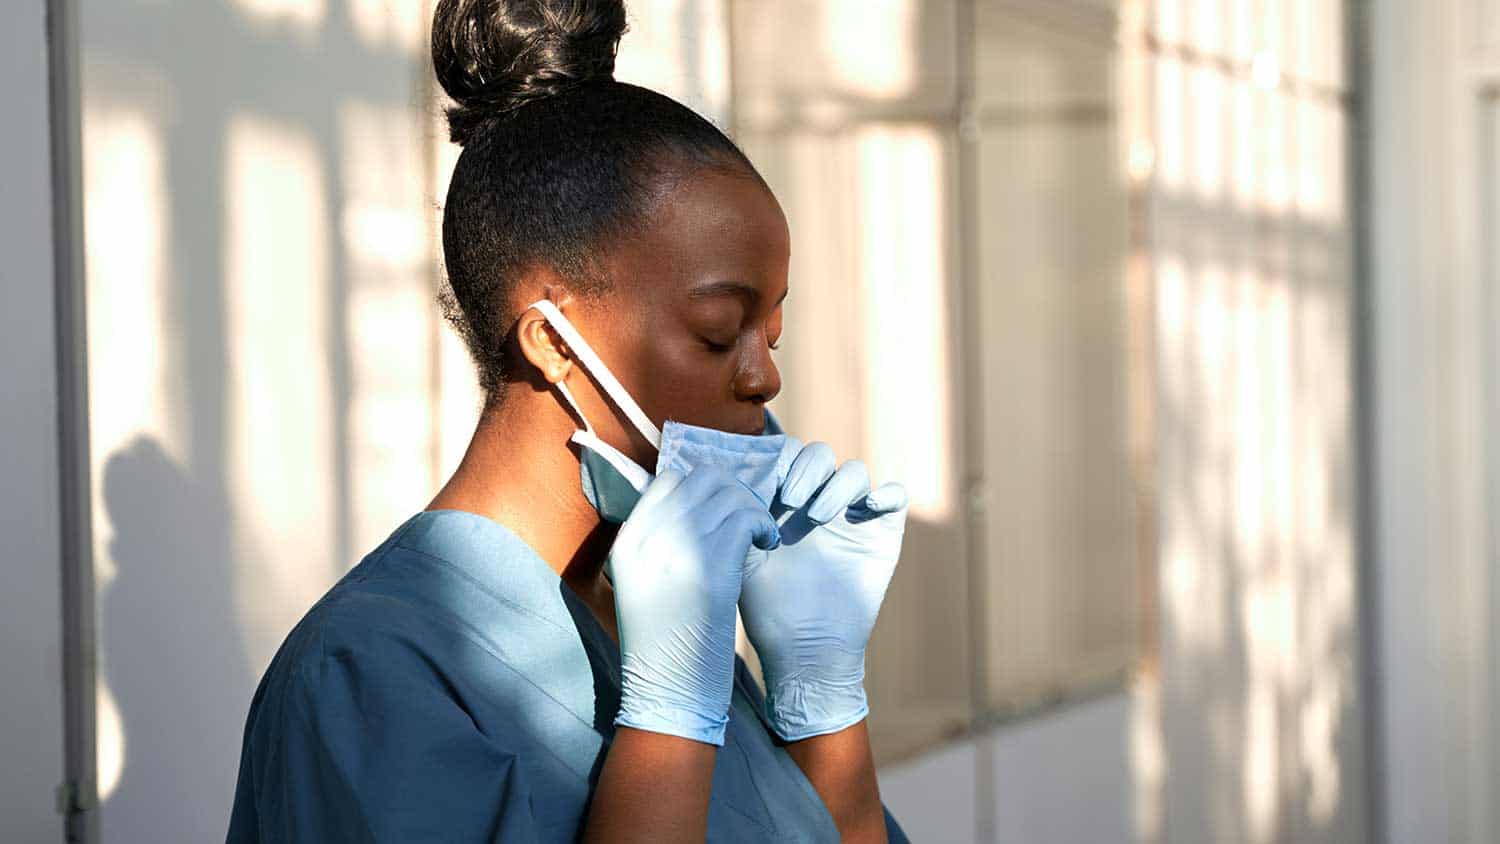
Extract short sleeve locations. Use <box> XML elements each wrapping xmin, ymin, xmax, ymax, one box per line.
<box><xmin>248</xmin><ymin>631</ymin><xmax>538</xmax><ymax>843</ymax></box>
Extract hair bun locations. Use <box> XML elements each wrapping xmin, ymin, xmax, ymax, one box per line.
<box><xmin>432</xmin><ymin>0</ymin><xmax>628</xmax><ymax>146</ymax></box>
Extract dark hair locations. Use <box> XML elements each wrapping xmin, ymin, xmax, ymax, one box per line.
<box><xmin>431</xmin><ymin>0</ymin><xmax>765</xmax><ymax>406</ymax></box>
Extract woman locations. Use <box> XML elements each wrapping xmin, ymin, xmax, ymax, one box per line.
<box><xmin>227</xmin><ymin>1</ymin><xmax>910</xmax><ymax>840</ymax></box>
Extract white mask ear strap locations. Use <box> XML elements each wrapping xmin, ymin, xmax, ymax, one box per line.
<box><xmin>528</xmin><ymin>299</ymin><xmax>663</xmax><ymax>450</ymax></box>
<box><xmin>553</xmin><ymin>381</ymin><xmax>593</xmax><ymax>435</ymax></box>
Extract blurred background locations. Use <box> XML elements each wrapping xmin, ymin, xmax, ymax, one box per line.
<box><xmin>1</xmin><ymin>0</ymin><xmax>1492</xmax><ymax>841</ymax></box>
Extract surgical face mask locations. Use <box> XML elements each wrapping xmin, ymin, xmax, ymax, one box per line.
<box><xmin>527</xmin><ymin>299</ymin><xmax>792</xmax><ymax>524</ymax></box>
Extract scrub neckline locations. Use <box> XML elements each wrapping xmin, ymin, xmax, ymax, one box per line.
<box><xmin>404</xmin><ymin>507</ymin><xmax>623</xmax><ymax>667</ymax></box>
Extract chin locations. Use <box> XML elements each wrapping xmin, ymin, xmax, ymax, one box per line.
<box><xmin>730</xmin><ymin>416</ymin><xmax>767</xmax><ymax>436</ymax></box>
<box><xmin>665</xmin><ymin>405</ymin><xmax>768</xmax><ymax>436</ymax></box>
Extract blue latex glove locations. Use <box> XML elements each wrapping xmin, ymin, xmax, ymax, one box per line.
<box><xmin>608</xmin><ymin>464</ymin><xmax>781</xmax><ymax>746</ymax></box>
<box><xmin>739</xmin><ymin>440</ymin><xmax>909</xmax><ymax>741</ymax></box>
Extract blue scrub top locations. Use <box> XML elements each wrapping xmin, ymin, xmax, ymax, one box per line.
<box><xmin>227</xmin><ymin>509</ymin><xmax>908</xmax><ymax>842</ymax></box>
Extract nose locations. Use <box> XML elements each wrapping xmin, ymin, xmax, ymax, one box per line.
<box><xmin>733</xmin><ymin>336</ymin><xmax>781</xmax><ymax>406</ymax></box>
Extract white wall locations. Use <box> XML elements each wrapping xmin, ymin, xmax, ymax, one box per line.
<box><xmin>0</xmin><ymin>1</ymin><xmax>67</xmax><ymax>841</ymax></box>
<box><xmin>78</xmin><ymin>2</ymin><xmax>438</xmax><ymax>839</ymax></box>
<box><xmin>1367</xmin><ymin>1</ymin><xmax>1500</xmax><ymax>841</ymax></box>
<box><xmin>880</xmin><ymin>692</ymin><xmax>1134</xmax><ymax>843</ymax></box>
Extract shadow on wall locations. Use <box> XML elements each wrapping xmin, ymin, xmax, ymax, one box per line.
<box><xmin>99</xmin><ymin>436</ymin><xmax>254</xmax><ymax>840</ymax></box>
<box><xmin>1153</xmin><ymin>187</ymin><xmax>1364</xmax><ymax>841</ymax></box>
<box><xmin>83</xmin><ymin>0</ymin><xmax>435</xmax><ymax>836</ymax></box>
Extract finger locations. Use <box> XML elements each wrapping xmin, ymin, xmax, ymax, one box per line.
<box><xmin>692</xmin><ymin>478</ymin><xmax>767</xmax><ymax>537</ymax></box>
<box><xmin>858</xmin><ymin>481</ymin><xmax>908</xmax><ymax>513</ymax></box>
<box><xmin>780</xmin><ymin>441</ymin><xmax>837</xmax><ymax>510</ymax></box>
<box><xmin>716</xmin><ymin>506</ymin><xmax>781</xmax><ymax>553</ymax></box>
<box><xmin>809</xmin><ymin>459</ymin><xmax>871</xmax><ymax>523</ymax></box>
<box><xmin>774</xmin><ymin>435</ymin><xmax>804</xmax><ymax>484</ymax></box>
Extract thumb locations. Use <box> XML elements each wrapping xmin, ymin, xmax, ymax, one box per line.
<box><xmin>748</xmin><ymin>509</ymin><xmax>781</xmax><ymax>551</ymax></box>
<box><xmin>859</xmin><ymin>482</ymin><xmax>908</xmax><ymax>514</ymax></box>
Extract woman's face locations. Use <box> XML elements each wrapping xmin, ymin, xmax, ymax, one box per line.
<box><xmin>578</xmin><ymin>166</ymin><xmax>790</xmax><ymax>466</ymax></box>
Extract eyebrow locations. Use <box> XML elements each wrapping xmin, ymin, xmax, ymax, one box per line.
<box><xmin>688</xmin><ymin>280</ymin><xmax>790</xmax><ymax>307</ymax></box>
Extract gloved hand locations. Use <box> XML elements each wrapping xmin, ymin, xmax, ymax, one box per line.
<box><xmin>738</xmin><ymin>440</ymin><xmax>909</xmax><ymax>741</ymax></box>
<box><xmin>608</xmin><ymin>464</ymin><xmax>781</xmax><ymax>746</ymax></box>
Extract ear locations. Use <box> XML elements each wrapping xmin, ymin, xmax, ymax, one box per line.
<box><xmin>516</xmin><ymin>282</ymin><xmax>576</xmax><ymax>385</ymax></box>
<box><xmin>516</xmin><ymin>312</ymin><xmax>570</xmax><ymax>384</ymax></box>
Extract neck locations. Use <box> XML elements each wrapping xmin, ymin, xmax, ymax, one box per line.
<box><xmin>427</xmin><ymin>392</ymin><xmax>619</xmax><ymax>598</ymax></box>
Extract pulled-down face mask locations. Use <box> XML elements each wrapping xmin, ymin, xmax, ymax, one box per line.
<box><xmin>527</xmin><ymin>299</ymin><xmax>792</xmax><ymax>524</ymax></box>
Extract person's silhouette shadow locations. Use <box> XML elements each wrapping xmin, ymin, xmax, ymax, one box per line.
<box><xmin>99</xmin><ymin>435</ymin><xmax>253</xmax><ymax>841</ymax></box>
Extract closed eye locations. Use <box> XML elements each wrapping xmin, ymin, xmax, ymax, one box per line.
<box><xmin>700</xmin><ymin>337</ymin><xmax>780</xmax><ymax>352</ymax></box>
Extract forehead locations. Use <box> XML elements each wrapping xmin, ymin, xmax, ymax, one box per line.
<box><xmin>611</xmin><ymin>166</ymin><xmax>790</xmax><ymax>295</ymax></box>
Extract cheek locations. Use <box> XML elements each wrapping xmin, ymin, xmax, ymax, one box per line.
<box><xmin>635</xmin><ymin>339</ymin><xmax>727</xmax><ymax>414</ymax></box>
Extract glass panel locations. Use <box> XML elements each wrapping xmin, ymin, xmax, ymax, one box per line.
<box><xmin>615</xmin><ymin>0</ymin><xmax>733</xmax><ymax>124</ymax></box>
<box><xmin>975</xmin><ymin>3</ymin><xmax>1115</xmax><ymax>113</ymax></box>
<box><xmin>730</xmin><ymin>0</ymin><xmax>960</xmax><ymax>128</ymax></box>
<box><xmin>973</xmin><ymin>5</ymin><xmax>1138</xmax><ymax>710</ymax></box>
<box><xmin>731</xmin><ymin>0</ymin><xmax>1147</xmax><ymax>762</ymax></box>
<box><xmin>736</xmin><ymin>124</ymin><xmax>973</xmax><ymax>764</ymax></box>
<box><xmin>1479</xmin><ymin>0</ymin><xmax>1500</xmax><ymax>51</ymax></box>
